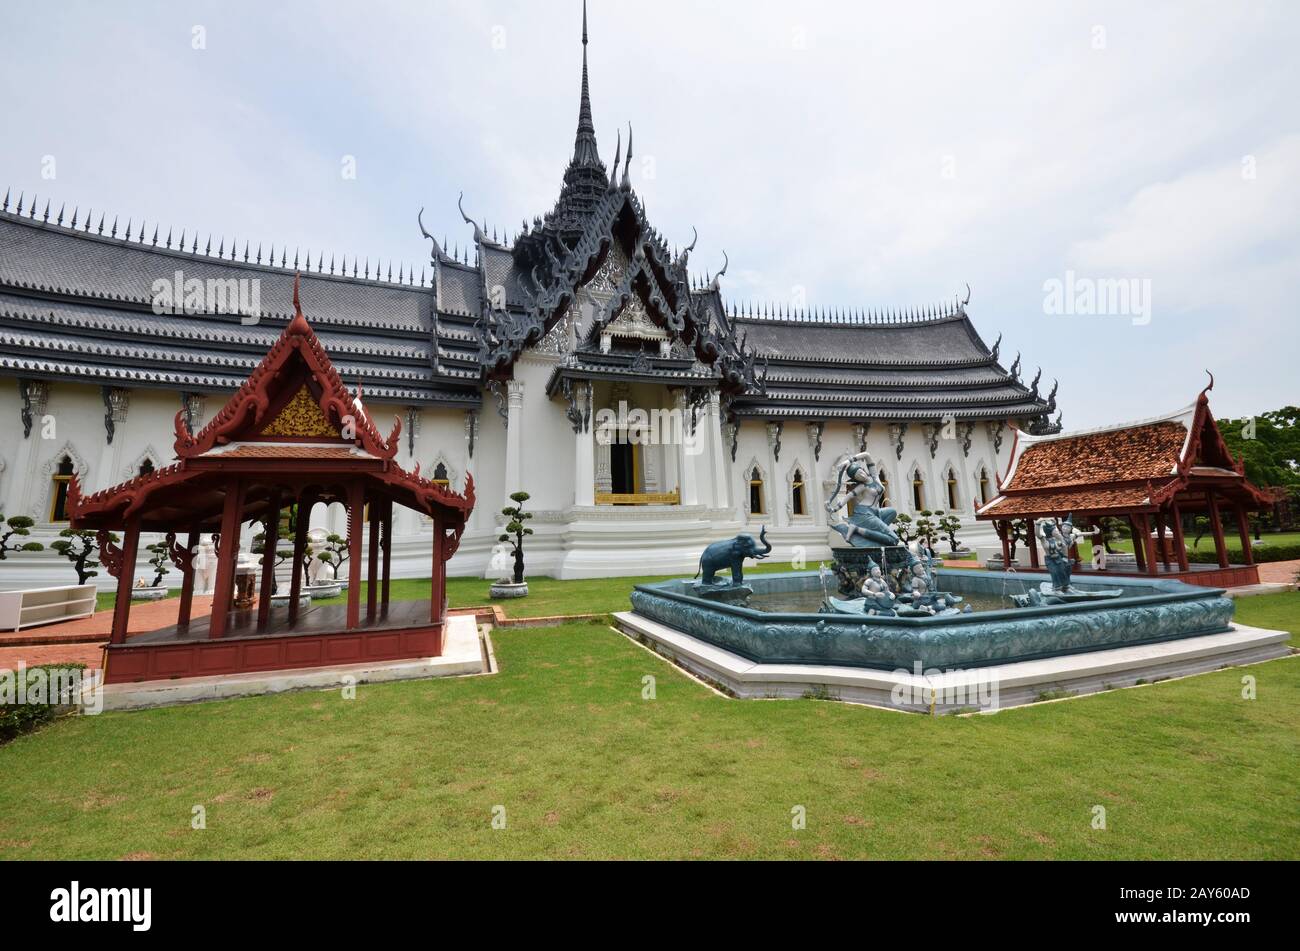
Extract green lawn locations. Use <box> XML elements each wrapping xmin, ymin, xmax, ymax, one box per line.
<box><xmin>1078</xmin><ymin>530</ymin><xmax>1300</xmax><ymax>561</ymax></box>
<box><xmin>1</xmin><ymin>583</ymin><xmax>1296</xmax><ymax>859</ymax></box>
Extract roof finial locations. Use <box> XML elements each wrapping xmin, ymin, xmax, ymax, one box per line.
<box><xmin>457</xmin><ymin>192</ymin><xmax>485</xmax><ymax>245</ymax></box>
<box><xmin>621</xmin><ymin>122</ymin><xmax>633</xmax><ymax>190</ymax></box>
<box><xmin>1200</xmin><ymin>369</ymin><xmax>1215</xmax><ymax>399</ymax></box>
<box><xmin>571</xmin><ymin>0</ymin><xmax>600</xmax><ymax>168</ymax></box>
<box><xmin>288</xmin><ymin>271</ymin><xmax>310</xmax><ymax>335</ymax></box>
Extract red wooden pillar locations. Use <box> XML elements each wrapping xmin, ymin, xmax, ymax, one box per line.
<box><xmin>257</xmin><ymin>489</ymin><xmax>283</xmax><ymax>629</ymax></box>
<box><xmin>109</xmin><ymin>520</ymin><xmax>140</xmax><ymax>646</ymax></box>
<box><xmin>287</xmin><ymin>495</ymin><xmax>312</xmax><ymax>626</ymax></box>
<box><xmin>999</xmin><ymin>521</ymin><xmax>1012</xmax><ymax>568</ymax></box>
<box><xmin>367</xmin><ymin>493</ymin><xmax>381</xmax><ymax>621</ymax></box>
<box><xmin>1206</xmin><ymin>491</ymin><xmax>1229</xmax><ymax>569</ymax></box>
<box><xmin>380</xmin><ymin>499</ymin><xmax>393</xmax><ymax>614</ymax></box>
<box><xmin>1169</xmin><ymin>502</ymin><xmax>1189</xmax><ymax>571</ymax></box>
<box><xmin>208</xmin><ymin>479</ymin><xmax>246</xmax><ymax>639</ymax></box>
<box><xmin>430</xmin><ymin>514</ymin><xmax>445</xmax><ymax>624</ymax></box>
<box><xmin>177</xmin><ymin>528</ymin><xmax>200</xmax><ymax>629</ymax></box>
<box><xmin>1234</xmin><ymin>506</ymin><xmax>1254</xmax><ymax>566</ymax></box>
<box><xmin>1138</xmin><ymin>514</ymin><xmax>1159</xmax><ymax>576</ymax></box>
<box><xmin>1129</xmin><ymin>516</ymin><xmax>1146</xmax><ymax>572</ymax></box>
<box><xmin>1154</xmin><ymin>512</ymin><xmax>1169</xmax><ymax>568</ymax></box>
<box><xmin>346</xmin><ymin>483</ymin><xmax>364</xmax><ymax>630</ymax></box>
<box><xmin>1026</xmin><ymin>521</ymin><xmax>1040</xmax><ymax>569</ymax></box>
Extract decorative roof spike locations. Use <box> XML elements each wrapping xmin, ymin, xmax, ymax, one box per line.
<box><xmin>217</xmin><ymin>236</ymin><xmax>224</xmax><ymax>258</ymax></box>
<box><xmin>41</xmin><ymin>198</ymin><xmax>50</xmax><ymax>222</ymax></box>
<box><xmin>124</xmin><ymin>218</ymin><xmax>132</xmax><ymax>241</ymax></box>
<box><xmin>364</xmin><ymin>257</ymin><xmax>370</xmax><ymax>279</ymax></box>
<box><xmin>280</xmin><ymin>246</ymin><xmax>287</xmax><ymax>267</ymax></box>
<box><xmin>110</xmin><ymin>215</ymin><xmax>118</xmax><ymax>237</ymax></box>
<box><xmin>397</xmin><ymin>262</ymin><xmax>403</xmax><ymax>283</ymax></box>
<box><xmin>97</xmin><ymin>213</ymin><xmax>105</xmax><ymax>235</ymax></box>
<box><xmin>387</xmin><ymin>262</ymin><xmax>392</xmax><ymax>282</ymax></box>
<box><xmin>293</xmin><ymin>247</ymin><xmax>299</xmax><ymax>269</ymax></box>
<box><xmin>205</xmin><ymin>235</ymin><xmax>212</xmax><ymax>256</ymax></box>
<box><xmin>420</xmin><ymin>266</ymin><xmax>426</xmax><ymax>286</ymax></box>
<box><xmin>56</xmin><ymin>202</ymin><xmax>65</xmax><ymax>225</ymax></box>
<box><xmin>1</xmin><ymin>187</ymin><xmax>8</xmax><ymax>212</ymax></box>
<box><xmin>621</xmin><ymin>122</ymin><xmax>634</xmax><ymax>191</ymax></box>
<box><xmin>352</xmin><ymin>256</ymin><xmax>358</xmax><ymax>277</ymax></box>
<box><xmin>330</xmin><ymin>253</ymin><xmax>335</xmax><ymax>274</ymax></box>
<box><xmin>179</xmin><ymin>229</ymin><xmax>186</xmax><ymax>250</ymax></box>
<box><xmin>192</xmin><ymin>233</ymin><xmax>199</xmax><ymax>253</ymax></box>
<box><xmin>243</xmin><ymin>240</ymin><xmax>249</xmax><ymax>262</ymax></box>
<box><xmin>317</xmin><ymin>251</ymin><xmax>324</xmax><ymax>273</ymax></box>
<box><xmin>457</xmin><ymin>192</ymin><xmax>485</xmax><ymax>245</ymax></box>
<box><xmin>152</xmin><ymin>224</ymin><xmax>159</xmax><ymax>246</ymax></box>
<box><xmin>71</xmin><ymin>207</ymin><xmax>79</xmax><ymax>229</ymax></box>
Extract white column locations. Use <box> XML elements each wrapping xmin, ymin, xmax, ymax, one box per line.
<box><xmin>765</xmin><ymin>421</ymin><xmax>784</xmax><ymax>527</ymax></box>
<box><xmin>708</xmin><ymin>394</ymin><xmax>729</xmax><ymax>509</ymax></box>
<box><xmin>503</xmin><ymin>379</ymin><xmax>524</xmax><ymax>502</ymax></box>
<box><xmin>805</xmin><ymin>422</ymin><xmax>826</xmax><ymax>527</ymax></box>
<box><xmin>574</xmin><ymin>385</ymin><xmax>595</xmax><ymax>507</ymax></box>
<box><xmin>675</xmin><ymin>391</ymin><xmax>699</xmax><ymax>506</ymax></box>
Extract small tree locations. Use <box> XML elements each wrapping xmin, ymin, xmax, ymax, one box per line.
<box><xmin>498</xmin><ymin>491</ymin><xmax>533</xmax><ymax>584</ymax></box>
<box><xmin>0</xmin><ymin>513</ymin><xmax>44</xmax><ymax>559</ymax></box>
<box><xmin>892</xmin><ymin>512</ymin><xmax>914</xmax><ymax>545</ymax></box>
<box><xmin>143</xmin><ymin>541</ymin><xmax>172</xmax><ymax>588</ymax></box>
<box><xmin>936</xmin><ymin>512</ymin><xmax>964</xmax><ymax>553</ymax></box>
<box><xmin>1097</xmin><ymin>517</ymin><xmax>1128</xmax><ymax>554</ymax></box>
<box><xmin>49</xmin><ymin>528</ymin><xmax>112</xmax><ymax>585</ymax></box>
<box><xmin>317</xmin><ymin>533</ymin><xmax>350</xmax><ymax>581</ymax></box>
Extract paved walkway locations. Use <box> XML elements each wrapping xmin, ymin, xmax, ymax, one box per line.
<box><xmin>1257</xmin><ymin>559</ymin><xmax>1300</xmax><ymax>586</ymax></box>
<box><xmin>0</xmin><ymin>595</ymin><xmax>213</xmax><ymax>672</ymax></box>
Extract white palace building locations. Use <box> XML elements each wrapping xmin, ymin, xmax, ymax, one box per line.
<box><xmin>0</xmin><ymin>11</ymin><xmax>1058</xmax><ymax>587</ymax></box>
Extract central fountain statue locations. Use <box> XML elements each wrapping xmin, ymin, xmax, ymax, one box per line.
<box><xmin>825</xmin><ymin>451</ymin><xmax>900</xmax><ymax>547</ymax></box>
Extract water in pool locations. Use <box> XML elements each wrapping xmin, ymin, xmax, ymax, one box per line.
<box><xmin>747</xmin><ymin>588</ymin><xmax>1013</xmax><ymax>614</ymax></box>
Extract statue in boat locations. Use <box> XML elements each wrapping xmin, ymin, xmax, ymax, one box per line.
<box><xmin>825</xmin><ymin>451</ymin><xmax>900</xmax><ymax>547</ymax></box>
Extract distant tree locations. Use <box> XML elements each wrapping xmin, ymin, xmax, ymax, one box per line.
<box><xmin>1218</xmin><ymin>407</ymin><xmax>1300</xmax><ymax>491</ymax></box>
<box><xmin>936</xmin><ymin>512</ymin><xmax>964</xmax><ymax>553</ymax></box>
<box><xmin>499</xmin><ymin>491</ymin><xmax>534</xmax><ymax>584</ymax></box>
<box><xmin>49</xmin><ymin>528</ymin><xmax>112</xmax><ymax>585</ymax></box>
<box><xmin>0</xmin><ymin>514</ymin><xmax>43</xmax><ymax>559</ymax></box>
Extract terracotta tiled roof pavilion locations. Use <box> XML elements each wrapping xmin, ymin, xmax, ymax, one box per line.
<box><xmin>68</xmin><ymin>275</ymin><xmax>475</xmax><ymax>684</ymax></box>
<box><xmin>975</xmin><ymin>377</ymin><xmax>1271</xmax><ymax>586</ymax></box>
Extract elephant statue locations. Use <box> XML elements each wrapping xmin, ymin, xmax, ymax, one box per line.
<box><xmin>694</xmin><ymin>526</ymin><xmax>771</xmax><ymax>585</ymax></box>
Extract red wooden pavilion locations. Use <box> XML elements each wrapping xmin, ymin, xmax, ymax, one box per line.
<box><xmin>976</xmin><ymin>379</ymin><xmax>1270</xmax><ymax>588</ymax></box>
<box><xmin>69</xmin><ymin>276</ymin><xmax>474</xmax><ymax>684</ymax></box>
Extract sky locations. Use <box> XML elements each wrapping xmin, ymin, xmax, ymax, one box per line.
<box><xmin>1</xmin><ymin>0</ymin><xmax>1296</xmax><ymax>429</ymax></box>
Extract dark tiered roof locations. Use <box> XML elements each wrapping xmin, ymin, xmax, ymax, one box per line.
<box><xmin>0</xmin><ymin>4</ymin><xmax>1058</xmax><ymax>430</ymax></box>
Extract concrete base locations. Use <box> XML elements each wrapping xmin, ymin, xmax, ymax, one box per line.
<box><xmin>613</xmin><ymin>611</ymin><xmax>1292</xmax><ymax>714</ymax></box>
<box><xmin>130</xmin><ymin>586</ymin><xmax>168</xmax><ymax>601</ymax></box>
<box><xmin>489</xmin><ymin>581</ymin><xmax>529</xmax><ymax>599</ymax></box>
<box><xmin>86</xmin><ymin>615</ymin><xmax>489</xmax><ymax>711</ymax></box>
<box><xmin>304</xmin><ymin>583</ymin><xmax>342</xmax><ymax>599</ymax></box>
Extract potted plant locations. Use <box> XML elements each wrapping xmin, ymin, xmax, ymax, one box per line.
<box><xmin>490</xmin><ymin>491</ymin><xmax>533</xmax><ymax>599</ymax></box>
<box><xmin>131</xmin><ymin>540</ymin><xmax>172</xmax><ymax>600</ymax></box>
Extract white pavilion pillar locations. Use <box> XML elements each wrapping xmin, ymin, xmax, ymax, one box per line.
<box><xmin>675</xmin><ymin>390</ymin><xmax>699</xmax><ymax>506</ymax></box>
<box><xmin>708</xmin><ymin>394</ymin><xmax>729</xmax><ymax>509</ymax></box>
<box><xmin>573</xmin><ymin>383</ymin><xmax>595</xmax><ymax>507</ymax></box>
<box><xmin>503</xmin><ymin>378</ymin><xmax>525</xmax><ymax>502</ymax></box>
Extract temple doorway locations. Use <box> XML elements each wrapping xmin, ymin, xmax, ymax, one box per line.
<box><xmin>610</xmin><ymin>442</ymin><xmax>638</xmax><ymax>494</ymax></box>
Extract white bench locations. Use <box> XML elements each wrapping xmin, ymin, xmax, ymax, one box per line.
<box><xmin>0</xmin><ymin>584</ymin><xmax>98</xmax><ymax>632</ymax></box>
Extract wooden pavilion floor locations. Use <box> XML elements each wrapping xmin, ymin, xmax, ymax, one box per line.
<box><xmin>125</xmin><ymin>599</ymin><xmax>434</xmax><ymax>645</ymax></box>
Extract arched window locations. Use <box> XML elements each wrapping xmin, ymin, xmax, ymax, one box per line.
<box><xmin>432</xmin><ymin>462</ymin><xmax>450</xmax><ymax>488</ymax></box>
<box><xmin>911</xmin><ymin>469</ymin><xmax>925</xmax><ymax>511</ymax></box>
<box><xmin>946</xmin><ymin>467</ymin><xmax>959</xmax><ymax>510</ymax></box>
<box><xmin>791</xmin><ymin>468</ymin><xmax>805</xmax><ymax>516</ymax></box>
<box><xmin>49</xmin><ymin>456</ymin><xmax>74</xmax><ymax>522</ymax></box>
<box><xmin>749</xmin><ymin>467</ymin><xmax>765</xmax><ymax>515</ymax></box>
<box><xmin>138</xmin><ymin>458</ymin><xmax>155</xmax><ymax>477</ymax></box>
<box><xmin>978</xmin><ymin>467</ymin><xmax>991</xmax><ymax>505</ymax></box>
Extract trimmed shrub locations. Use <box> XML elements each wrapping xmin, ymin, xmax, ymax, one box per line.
<box><xmin>0</xmin><ymin>662</ymin><xmax>86</xmax><ymax>742</ymax></box>
<box><xmin>1186</xmin><ymin>544</ymin><xmax>1300</xmax><ymax>565</ymax></box>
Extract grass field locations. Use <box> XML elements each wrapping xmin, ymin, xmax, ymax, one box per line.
<box><xmin>1</xmin><ymin>578</ymin><xmax>1295</xmax><ymax>859</ymax></box>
